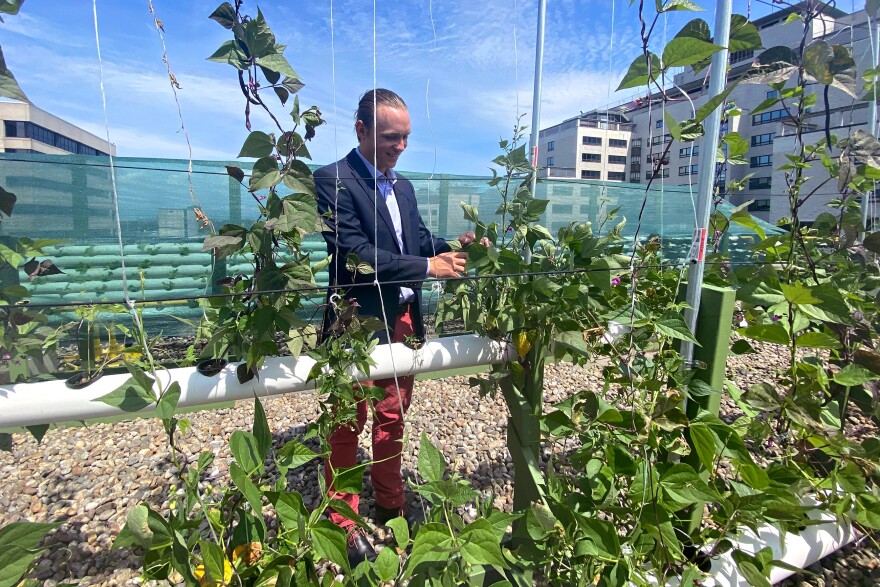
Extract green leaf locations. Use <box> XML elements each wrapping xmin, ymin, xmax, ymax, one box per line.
<box><xmin>459</xmin><ymin>519</ymin><xmax>508</xmax><ymax>567</ymax></box>
<box><xmin>780</xmin><ymin>282</ymin><xmax>821</xmax><ymax>305</ymax></box>
<box><xmin>252</xmin><ymin>398</ymin><xmax>271</xmax><ymax>461</ymax></box>
<box><xmin>249</xmin><ymin>156</ymin><xmax>281</xmax><ymax>192</ymax></box>
<box><xmin>674</xmin><ymin>18</ymin><xmax>710</xmax><ymax>41</ymax></box>
<box><xmin>739</xmin><ymin>323</ymin><xmax>789</xmax><ymax>345</ymax></box>
<box><xmin>387</xmin><ymin>517</ymin><xmax>410</xmax><ymax>548</ymax></box>
<box><xmin>617</xmin><ymin>52</ymin><xmax>661</xmax><ymax>90</ymax></box>
<box><xmin>0</xmin><ymin>45</ymin><xmax>27</xmax><ymax>103</ymax></box>
<box><xmin>93</xmin><ymin>377</ymin><xmax>156</xmax><ymax>413</ymax></box>
<box><xmin>655</xmin><ymin>310</ymin><xmax>699</xmax><ymax>344</ymax></box>
<box><xmin>277</xmin><ymin>440</ymin><xmax>318</xmax><ymax>470</ymax></box>
<box><xmin>0</xmin><ymin>522</ymin><xmax>57</xmax><ymax>551</ymax></box>
<box><xmin>0</xmin><ymin>186</ymin><xmax>16</xmax><ymax>218</ymax></box>
<box><xmin>834</xmin><ymin>363</ymin><xmax>878</xmax><ymax>387</ymax></box>
<box><xmin>736</xmin><ymin>560</ymin><xmax>771</xmax><ymax>587</ymax></box>
<box><xmin>200</xmin><ymin>540</ymin><xmax>226</xmax><ymax>585</ymax></box>
<box><xmin>864</xmin><ymin>231</ymin><xmax>880</xmax><ymax>254</ymax></box>
<box><xmin>731</xmin><ymin>339</ymin><xmax>757</xmax><ymax>355</ymax></box>
<box><xmin>230</xmin><ymin>430</ymin><xmax>264</xmax><ymax>474</ymax></box>
<box><xmin>271</xmin><ymin>491</ymin><xmax>307</xmax><ymax>529</ymax></box>
<box><xmin>206</xmin><ymin>40</ymin><xmax>248</xmax><ymax>69</ymax></box>
<box><xmin>0</xmin><ymin>546</ymin><xmax>42</xmax><ymax>587</ymax></box>
<box><xmin>730</xmin><ymin>208</ymin><xmax>766</xmax><ymax>240</ymax></box>
<box><xmin>407</xmin><ymin>523</ymin><xmax>453</xmax><ymax>571</ymax></box>
<box><xmin>209</xmin><ymin>3</ymin><xmax>236</xmax><ymax>29</ymax></box>
<box><xmin>695</xmin><ymin>82</ymin><xmax>738</xmax><ymax>123</ymax></box>
<box><xmin>256</xmin><ymin>54</ymin><xmax>299</xmax><ymax>79</ymax></box>
<box><xmin>311</xmin><ymin>520</ymin><xmax>349</xmax><ymax>570</ymax></box>
<box><xmin>155</xmin><ymin>382</ymin><xmax>180</xmax><ymax>421</ymax></box>
<box><xmin>332</xmin><ymin>463</ymin><xmax>366</xmax><ymax>494</ymax></box>
<box><xmin>238</xmin><ymin>131</ymin><xmax>276</xmax><ymax>158</ymax></box>
<box><xmin>373</xmin><ymin>547</ymin><xmax>400</xmax><ymax>582</ymax></box>
<box><xmin>739</xmin><ymin>463</ymin><xmax>770</xmax><ymax>489</ymax></box>
<box><xmin>742</xmin><ymin>46</ymin><xmax>798</xmax><ymax>85</ymax></box>
<box><xmin>229</xmin><ymin>462</ymin><xmax>263</xmax><ymax>513</ymax></box>
<box><xmin>662</xmin><ymin>37</ymin><xmax>723</xmax><ymax>68</ymax></box>
<box><xmin>418</xmin><ymin>432</ymin><xmax>446</xmax><ymax>483</ymax></box>
<box><xmin>688</xmin><ymin>422</ymin><xmax>717</xmax><ymax>472</ymax></box>
<box><xmin>795</xmin><ymin>331</ymin><xmax>841</xmax><ymax>349</ymax></box>
<box><xmin>659</xmin><ymin>0</ymin><xmax>703</xmax><ymax>12</ymax></box>
<box><xmin>728</xmin><ymin>14</ymin><xmax>763</xmax><ymax>53</ymax></box>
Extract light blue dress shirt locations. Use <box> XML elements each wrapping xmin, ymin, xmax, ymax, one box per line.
<box><xmin>356</xmin><ymin>148</ymin><xmax>428</xmax><ymax>304</ymax></box>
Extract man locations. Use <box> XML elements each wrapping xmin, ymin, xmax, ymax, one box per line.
<box><xmin>314</xmin><ymin>88</ymin><xmax>482</xmax><ymax>566</ymax></box>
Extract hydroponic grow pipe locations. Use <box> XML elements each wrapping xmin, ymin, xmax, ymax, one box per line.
<box><xmin>696</xmin><ymin>499</ymin><xmax>856</xmax><ymax>587</ymax></box>
<box><xmin>0</xmin><ymin>334</ymin><xmax>512</xmax><ymax>430</ymax></box>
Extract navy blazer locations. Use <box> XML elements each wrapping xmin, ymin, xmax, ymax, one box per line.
<box><xmin>315</xmin><ymin>149</ymin><xmax>451</xmax><ymax>343</ymax></box>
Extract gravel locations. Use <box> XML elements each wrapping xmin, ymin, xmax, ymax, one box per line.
<box><xmin>1</xmin><ymin>340</ymin><xmax>877</xmax><ymax>586</ymax></box>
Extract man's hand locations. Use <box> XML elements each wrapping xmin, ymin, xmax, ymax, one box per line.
<box><xmin>457</xmin><ymin>230</ymin><xmax>491</xmax><ymax>249</ymax></box>
<box><xmin>428</xmin><ymin>252</ymin><xmax>467</xmax><ymax>278</ymax></box>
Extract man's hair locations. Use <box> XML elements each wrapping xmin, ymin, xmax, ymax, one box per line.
<box><xmin>356</xmin><ymin>89</ymin><xmax>407</xmax><ymax>130</ymax></box>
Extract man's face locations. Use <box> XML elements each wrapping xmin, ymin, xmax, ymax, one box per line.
<box><xmin>356</xmin><ymin>105</ymin><xmax>411</xmax><ymax>175</ymax></box>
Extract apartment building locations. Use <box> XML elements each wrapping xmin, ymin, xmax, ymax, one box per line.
<box><xmin>539</xmin><ymin>2</ymin><xmax>876</xmax><ymax>224</ymax></box>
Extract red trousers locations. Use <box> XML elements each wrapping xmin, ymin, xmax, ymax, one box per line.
<box><xmin>324</xmin><ymin>306</ymin><xmax>415</xmax><ymax>529</ymax></box>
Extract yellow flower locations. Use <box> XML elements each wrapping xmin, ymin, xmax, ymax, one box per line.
<box><xmin>514</xmin><ymin>331</ymin><xmax>531</xmax><ymax>356</ymax></box>
<box><xmin>193</xmin><ymin>559</ymin><xmax>233</xmax><ymax>587</ymax></box>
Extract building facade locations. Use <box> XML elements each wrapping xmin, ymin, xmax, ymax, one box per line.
<box><xmin>0</xmin><ymin>101</ymin><xmax>117</xmax><ymax>239</ymax></box>
<box><xmin>538</xmin><ymin>2</ymin><xmax>876</xmax><ymax>224</ymax></box>
<box><xmin>0</xmin><ymin>101</ymin><xmax>114</xmax><ymax>156</ymax></box>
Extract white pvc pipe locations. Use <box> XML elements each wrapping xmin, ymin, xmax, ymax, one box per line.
<box><xmin>692</xmin><ymin>499</ymin><xmax>856</xmax><ymax>587</ymax></box>
<box><xmin>0</xmin><ymin>335</ymin><xmax>512</xmax><ymax>430</ymax></box>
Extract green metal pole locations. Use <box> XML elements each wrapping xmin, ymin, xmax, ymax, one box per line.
<box><xmin>681</xmin><ymin>283</ymin><xmax>735</xmax><ymax>535</ymax></box>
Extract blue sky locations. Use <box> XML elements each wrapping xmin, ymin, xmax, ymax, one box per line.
<box><xmin>0</xmin><ymin>0</ymin><xmax>862</xmax><ymax>175</ymax></box>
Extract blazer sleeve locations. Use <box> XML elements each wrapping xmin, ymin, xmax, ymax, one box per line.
<box><xmin>315</xmin><ymin>167</ymin><xmax>430</xmax><ymax>284</ymax></box>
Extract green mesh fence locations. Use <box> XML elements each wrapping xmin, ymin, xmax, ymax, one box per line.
<box><xmin>0</xmin><ymin>153</ymin><xmax>779</xmax><ymax>335</ymax></box>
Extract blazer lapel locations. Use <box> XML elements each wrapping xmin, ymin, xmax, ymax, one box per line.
<box><xmin>345</xmin><ymin>149</ymin><xmax>399</xmax><ymax>251</ymax></box>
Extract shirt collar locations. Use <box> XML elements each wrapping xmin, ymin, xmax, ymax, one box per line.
<box><xmin>356</xmin><ymin>147</ymin><xmax>397</xmax><ymax>185</ymax></box>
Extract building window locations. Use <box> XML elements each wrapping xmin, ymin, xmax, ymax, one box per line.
<box><xmin>748</xmin><ymin>199</ymin><xmax>771</xmax><ymax>211</ymax></box>
<box><xmin>552</xmin><ymin>204</ymin><xmax>573</xmax><ymax>214</ymax></box>
<box><xmin>750</xmin><ymin>154</ymin><xmax>772</xmax><ymax>168</ymax></box>
<box><xmin>749</xmin><ymin>177</ymin><xmax>772</xmax><ymax>190</ymax></box>
<box><xmin>582</xmin><ymin>153</ymin><xmax>601</xmax><ymax>163</ymax></box>
<box><xmin>656</xmin><ymin>120</ymin><xmax>663</xmax><ymax>129</ymax></box>
<box><xmin>2</xmin><ymin>119</ymin><xmax>105</xmax><ymax>156</ymax></box>
<box><xmin>546</xmin><ymin>156</ymin><xmax>554</xmax><ymax>167</ymax></box>
<box><xmin>751</xmin><ymin>132</ymin><xmax>775</xmax><ymax>146</ymax></box>
<box><xmin>651</xmin><ymin>134</ymin><xmax>672</xmax><ymax>145</ymax></box>
<box><xmin>3</xmin><ymin>148</ymin><xmax>38</xmax><ymax>154</ymax></box>
<box><xmin>752</xmin><ymin>109</ymin><xmax>785</xmax><ymax>125</ymax></box>
<box><xmin>609</xmin><ymin>138</ymin><xmax>628</xmax><ymax>148</ymax></box>
<box><xmin>679</xmin><ymin>145</ymin><xmax>700</xmax><ymax>158</ymax></box>
<box><xmin>631</xmin><ymin>138</ymin><xmax>642</xmax><ymax>148</ymax></box>
<box><xmin>608</xmin><ymin>155</ymin><xmax>627</xmax><ymax>165</ymax></box>
<box><xmin>607</xmin><ymin>171</ymin><xmax>626</xmax><ymax>181</ymax></box>
<box><xmin>583</xmin><ymin>136</ymin><xmax>602</xmax><ymax>146</ymax></box>
<box><xmin>729</xmin><ymin>49</ymin><xmax>755</xmax><ymax>64</ymax></box>
<box><xmin>766</xmin><ymin>90</ymin><xmax>779</xmax><ymax>100</ymax></box>
<box><xmin>646</xmin><ymin>169</ymin><xmax>670</xmax><ymax>180</ymax></box>
<box><xmin>678</xmin><ymin>164</ymin><xmax>698</xmax><ymax>176</ymax></box>
<box><xmin>547</xmin><ymin>140</ymin><xmax>555</xmax><ymax>152</ymax></box>
<box><xmin>4</xmin><ymin>121</ymin><xmax>25</xmax><ymax>137</ymax></box>
<box><xmin>582</xmin><ymin>170</ymin><xmax>601</xmax><ymax>179</ymax></box>
<box><xmin>630</xmin><ymin>174</ymin><xmax>641</xmax><ymax>183</ymax></box>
